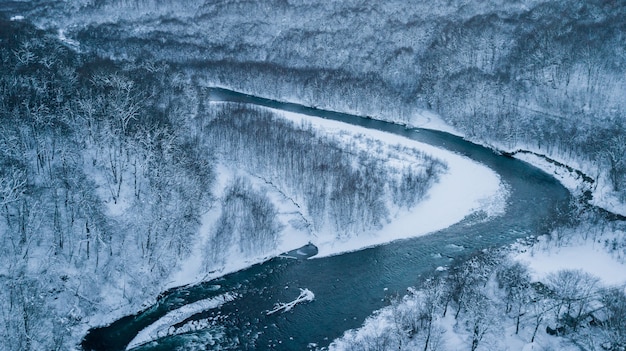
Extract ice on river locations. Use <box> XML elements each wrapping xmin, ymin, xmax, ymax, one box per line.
<box><xmin>126</xmin><ymin>292</ymin><xmax>237</xmax><ymax>350</ymax></box>
<box><xmin>266</xmin><ymin>288</ymin><xmax>315</xmax><ymax>315</ymax></box>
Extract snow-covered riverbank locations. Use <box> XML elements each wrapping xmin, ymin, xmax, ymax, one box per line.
<box><xmin>277</xmin><ymin>109</ymin><xmax>507</xmax><ymax>257</ymax></box>
<box><xmin>126</xmin><ymin>293</ymin><xmax>238</xmax><ymax>350</ymax></box>
<box><xmin>167</xmin><ymin>106</ymin><xmax>507</xmax><ymax>288</ymax></box>
<box><xmin>399</xmin><ymin>106</ymin><xmax>626</xmax><ymax>218</ymax></box>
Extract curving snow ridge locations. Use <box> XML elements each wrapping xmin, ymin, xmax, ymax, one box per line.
<box><xmin>277</xmin><ymin>109</ymin><xmax>508</xmax><ymax>258</ymax></box>
<box><xmin>169</xmin><ymin>105</ymin><xmax>507</xmax><ymax>288</ymax></box>
<box><xmin>126</xmin><ymin>293</ymin><xmax>237</xmax><ymax>350</ymax></box>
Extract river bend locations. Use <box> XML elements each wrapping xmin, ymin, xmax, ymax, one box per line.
<box><xmin>82</xmin><ymin>89</ymin><xmax>571</xmax><ymax>351</ymax></box>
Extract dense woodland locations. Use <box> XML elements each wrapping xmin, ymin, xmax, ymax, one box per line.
<box><xmin>1</xmin><ymin>0</ymin><xmax>626</xmax><ymax>350</ymax></box>
<box><xmin>0</xmin><ymin>17</ymin><xmax>446</xmax><ymax>349</ymax></box>
<box><xmin>0</xmin><ymin>18</ymin><xmax>215</xmax><ymax>350</ymax></box>
<box><xmin>24</xmin><ymin>0</ymin><xmax>623</xmax><ymax>202</ymax></box>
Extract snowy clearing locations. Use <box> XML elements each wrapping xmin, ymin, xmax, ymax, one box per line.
<box><xmin>515</xmin><ymin>233</ymin><xmax>626</xmax><ymax>287</ymax></box>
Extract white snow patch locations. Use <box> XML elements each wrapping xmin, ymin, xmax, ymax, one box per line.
<box><xmin>276</xmin><ymin>109</ymin><xmax>507</xmax><ymax>257</ymax></box>
<box><xmin>126</xmin><ymin>293</ymin><xmax>237</xmax><ymax>350</ymax></box>
<box><xmin>406</xmin><ymin>108</ymin><xmax>462</xmax><ymax>136</ymax></box>
<box><xmin>515</xmin><ymin>235</ymin><xmax>626</xmax><ymax>286</ymax></box>
<box><xmin>58</xmin><ymin>29</ymin><xmax>80</xmax><ymax>47</ymax></box>
<box><xmin>590</xmin><ymin>179</ymin><xmax>626</xmax><ymax>217</ymax></box>
<box><xmin>266</xmin><ymin>288</ymin><xmax>314</xmax><ymax>315</ymax></box>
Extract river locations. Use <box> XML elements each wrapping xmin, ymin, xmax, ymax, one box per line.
<box><xmin>82</xmin><ymin>88</ymin><xmax>571</xmax><ymax>350</ymax></box>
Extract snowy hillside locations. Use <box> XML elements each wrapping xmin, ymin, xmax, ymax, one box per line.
<box><xmin>0</xmin><ymin>1</ymin><xmax>625</xmax><ymax>350</ymax></box>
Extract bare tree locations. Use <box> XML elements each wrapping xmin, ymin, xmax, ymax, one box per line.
<box><xmin>599</xmin><ymin>287</ymin><xmax>626</xmax><ymax>349</ymax></box>
<box><xmin>546</xmin><ymin>269</ymin><xmax>600</xmax><ymax>332</ymax></box>
<box><xmin>462</xmin><ymin>289</ymin><xmax>493</xmax><ymax>351</ymax></box>
<box><xmin>496</xmin><ymin>260</ymin><xmax>532</xmax><ymax>334</ymax></box>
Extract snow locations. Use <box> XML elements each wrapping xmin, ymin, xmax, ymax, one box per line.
<box><xmin>266</xmin><ymin>288</ymin><xmax>314</xmax><ymax>315</ymax></box>
<box><xmin>58</xmin><ymin>29</ymin><xmax>80</xmax><ymax>47</ymax></box>
<box><xmin>167</xmin><ymin>105</ymin><xmax>506</xmax><ymax>287</ymax></box>
<box><xmin>276</xmin><ymin>109</ymin><xmax>507</xmax><ymax>257</ymax></box>
<box><xmin>589</xmin><ymin>181</ymin><xmax>626</xmax><ymax>217</ymax></box>
<box><xmin>515</xmin><ymin>234</ymin><xmax>626</xmax><ymax>286</ymax></box>
<box><xmin>126</xmin><ymin>292</ymin><xmax>237</xmax><ymax>350</ymax></box>
<box><xmin>166</xmin><ymin>164</ymin><xmax>312</xmax><ymax>289</ymax></box>
<box><xmin>167</xmin><ymin>210</ymin><xmax>220</xmax><ymax>286</ymax></box>
<box><xmin>406</xmin><ymin>108</ymin><xmax>462</xmax><ymax>136</ymax></box>
<box><xmin>167</xmin><ymin>163</ymin><xmax>229</xmax><ymax>287</ymax></box>
<box><xmin>496</xmin><ymin>147</ymin><xmax>626</xmax><ymax>217</ymax></box>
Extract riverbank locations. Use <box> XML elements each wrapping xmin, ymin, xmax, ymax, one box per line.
<box><xmin>80</xmin><ymin>90</ymin><xmax>572</xmax><ymax>351</ymax></box>
<box><xmin>276</xmin><ymin>108</ymin><xmax>507</xmax><ymax>257</ymax></box>
<box><xmin>166</xmin><ymin>104</ymin><xmax>507</xmax><ymax>287</ymax></box>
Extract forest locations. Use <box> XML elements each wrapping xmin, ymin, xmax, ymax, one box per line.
<box><xmin>0</xmin><ymin>17</ymin><xmax>215</xmax><ymax>350</ymax></box>
<box><xmin>0</xmin><ymin>16</ymin><xmax>446</xmax><ymax>350</ymax></box>
<box><xmin>29</xmin><ymin>0</ymin><xmax>623</xmax><ymax>204</ymax></box>
<box><xmin>1</xmin><ymin>0</ymin><xmax>626</xmax><ymax>350</ymax></box>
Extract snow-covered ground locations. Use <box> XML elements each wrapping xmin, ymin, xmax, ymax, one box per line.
<box><xmin>405</xmin><ymin>108</ymin><xmax>462</xmax><ymax>136</ymax></box>
<box><xmin>126</xmin><ymin>292</ymin><xmax>237</xmax><ymax>350</ymax></box>
<box><xmin>277</xmin><ymin>109</ymin><xmax>507</xmax><ymax>257</ymax></box>
<box><xmin>514</xmin><ymin>230</ymin><xmax>626</xmax><ymax>287</ymax></box>
<box><xmin>329</xmin><ymin>297</ymin><xmax>581</xmax><ymax>351</ymax></box>
<box><xmin>513</xmin><ymin>151</ymin><xmax>626</xmax><ymax>217</ymax></box>
<box><xmin>167</xmin><ymin>107</ymin><xmax>507</xmax><ymax>289</ymax></box>
<box><xmin>167</xmin><ymin>163</ymin><xmax>312</xmax><ymax>288</ymax></box>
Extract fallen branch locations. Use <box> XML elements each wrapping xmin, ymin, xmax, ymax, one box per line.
<box><xmin>267</xmin><ymin>288</ymin><xmax>314</xmax><ymax>315</ymax></box>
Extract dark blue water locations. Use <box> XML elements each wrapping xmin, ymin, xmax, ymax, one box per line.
<box><xmin>82</xmin><ymin>89</ymin><xmax>571</xmax><ymax>351</ymax></box>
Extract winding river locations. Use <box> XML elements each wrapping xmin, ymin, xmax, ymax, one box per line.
<box><xmin>82</xmin><ymin>89</ymin><xmax>572</xmax><ymax>350</ymax></box>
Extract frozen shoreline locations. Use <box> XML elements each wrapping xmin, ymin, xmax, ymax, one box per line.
<box><xmin>277</xmin><ymin>109</ymin><xmax>507</xmax><ymax>258</ymax></box>
<box><xmin>165</xmin><ymin>104</ymin><xmax>507</xmax><ymax>289</ymax></box>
